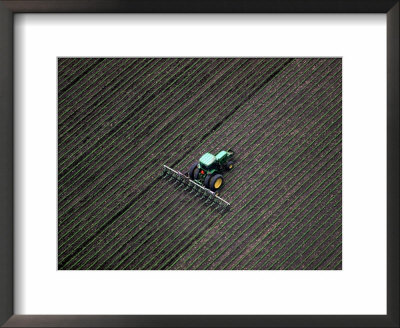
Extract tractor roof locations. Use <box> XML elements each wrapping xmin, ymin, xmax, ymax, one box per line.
<box><xmin>199</xmin><ymin>152</ymin><xmax>216</xmax><ymax>167</ymax></box>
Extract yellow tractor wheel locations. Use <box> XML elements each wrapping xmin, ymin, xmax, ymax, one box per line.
<box><xmin>210</xmin><ymin>174</ymin><xmax>224</xmax><ymax>191</ymax></box>
<box><xmin>225</xmin><ymin>161</ymin><xmax>234</xmax><ymax>170</ymax></box>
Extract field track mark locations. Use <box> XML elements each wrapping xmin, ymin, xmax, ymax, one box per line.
<box><xmin>170</xmin><ymin>64</ymin><xmax>341</xmax><ymax>269</ymax></box>
<box><xmin>322</xmin><ymin>248</ymin><xmax>342</xmax><ymax>270</ymax></box>
<box><xmin>249</xmin><ymin>193</ymin><xmax>342</xmax><ymax>270</ymax></box>
<box><xmin>58</xmin><ymin>59</ymin><xmax>277</xmax><ymax>260</ymax></box>
<box><xmin>58</xmin><ymin>58</ymin><xmax>145</xmax><ymax>140</ymax></box>
<box><xmin>225</xmin><ymin>143</ymin><xmax>342</xmax><ymax>270</ymax></box>
<box><xmin>170</xmin><ymin>59</ymin><xmax>293</xmax><ymax>168</ymax></box>
<box><xmin>139</xmin><ymin>84</ymin><xmax>340</xmax><ymax>270</ymax></box>
<box><xmin>58</xmin><ymin>176</ymin><xmax>162</xmax><ymax>268</ymax></box>
<box><xmin>58</xmin><ymin>58</ymin><xmax>342</xmax><ymax>270</ymax></box>
<box><xmin>58</xmin><ymin>58</ymin><xmax>182</xmax><ymax>164</ymax></box>
<box><xmin>87</xmin><ymin>177</ymin><xmax>220</xmax><ymax>270</ymax></box>
<box><xmin>58</xmin><ymin>59</ymin><xmax>200</xmax><ymax>179</ymax></box>
<box><xmin>76</xmin><ymin>60</ymin><xmax>316</xmax><ymax>270</ymax></box>
<box><xmin>57</xmin><ymin>59</ymin><xmax>247</xmax><ymax>251</ymax></box>
<box><xmin>59</xmin><ymin>59</ymin><xmax>118</xmax><ymax>112</ymax></box>
<box><xmin>58</xmin><ymin>58</ymin><xmax>100</xmax><ymax>93</ymax></box>
<box><xmin>59</xmin><ymin>59</ymin><xmax>103</xmax><ymax>95</ymax></box>
<box><xmin>134</xmin><ymin>59</ymin><xmax>338</xmax><ymax>270</ymax></box>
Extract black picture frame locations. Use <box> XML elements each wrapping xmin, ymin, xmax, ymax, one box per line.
<box><xmin>0</xmin><ymin>1</ymin><xmax>398</xmax><ymax>327</ymax></box>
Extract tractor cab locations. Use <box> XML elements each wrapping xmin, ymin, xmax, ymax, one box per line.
<box><xmin>199</xmin><ymin>153</ymin><xmax>217</xmax><ymax>170</ymax></box>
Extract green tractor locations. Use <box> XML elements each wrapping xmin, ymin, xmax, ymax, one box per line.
<box><xmin>188</xmin><ymin>150</ymin><xmax>234</xmax><ymax>192</ymax></box>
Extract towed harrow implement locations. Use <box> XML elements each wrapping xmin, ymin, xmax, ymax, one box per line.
<box><xmin>162</xmin><ymin>165</ymin><xmax>231</xmax><ymax>211</ymax></box>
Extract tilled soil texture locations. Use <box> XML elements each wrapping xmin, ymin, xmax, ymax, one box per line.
<box><xmin>58</xmin><ymin>58</ymin><xmax>342</xmax><ymax>270</ymax></box>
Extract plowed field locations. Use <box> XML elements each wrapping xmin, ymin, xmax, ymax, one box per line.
<box><xmin>58</xmin><ymin>58</ymin><xmax>342</xmax><ymax>270</ymax></box>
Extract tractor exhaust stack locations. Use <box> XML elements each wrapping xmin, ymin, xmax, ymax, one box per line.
<box><xmin>162</xmin><ymin>165</ymin><xmax>231</xmax><ymax>211</ymax></box>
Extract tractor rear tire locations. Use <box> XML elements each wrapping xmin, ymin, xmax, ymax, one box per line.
<box><xmin>189</xmin><ymin>162</ymin><xmax>199</xmax><ymax>180</ymax></box>
<box><xmin>210</xmin><ymin>174</ymin><xmax>224</xmax><ymax>191</ymax></box>
<box><xmin>204</xmin><ymin>174</ymin><xmax>213</xmax><ymax>189</ymax></box>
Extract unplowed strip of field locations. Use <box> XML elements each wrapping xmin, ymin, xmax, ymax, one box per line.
<box><xmin>58</xmin><ymin>58</ymin><xmax>342</xmax><ymax>270</ymax></box>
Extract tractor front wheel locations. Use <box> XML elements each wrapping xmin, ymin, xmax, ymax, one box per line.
<box><xmin>189</xmin><ymin>162</ymin><xmax>199</xmax><ymax>180</ymax></box>
<box><xmin>210</xmin><ymin>174</ymin><xmax>224</xmax><ymax>191</ymax></box>
<box><xmin>225</xmin><ymin>161</ymin><xmax>234</xmax><ymax>170</ymax></box>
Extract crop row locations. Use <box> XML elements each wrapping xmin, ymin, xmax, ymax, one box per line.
<box><xmin>58</xmin><ymin>59</ymin><xmax>288</xmax><ymax>260</ymax></box>
<box><xmin>57</xmin><ymin>58</ymin><xmax>302</xmax><ymax>262</ymax></box>
<box><xmin>58</xmin><ymin>58</ymin><xmax>342</xmax><ymax>270</ymax></box>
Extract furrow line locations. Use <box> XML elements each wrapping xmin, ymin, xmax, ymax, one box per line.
<box><xmin>171</xmin><ymin>80</ymin><xmax>342</xmax><ymax>269</ymax></box>
<box><xmin>59</xmin><ymin>58</ymin><xmax>118</xmax><ymax>109</ymax></box>
<box><xmin>158</xmin><ymin>129</ymin><xmax>340</xmax><ymax>270</ymax></box>
<box><xmin>65</xmin><ymin>60</ymin><xmax>324</xmax><ymax>268</ymax></box>
<box><xmin>58</xmin><ymin>58</ymin><xmax>197</xmax><ymax>171</ymax></box>
<box><xmin>228</xmin><ymin>150</ymin><xmax>342</xmax><ymax>270</ymax></box>
<box><xmin>135</xmin><ymin>144</ymin><xmax>340</xmax><ymax>270</ymax></box>
<box><xmin>57</xmin><ymin>59</ymin><xmax>272</xmax><ymax>233</ymax></box>
<box><xmin>277</xmin><ymin>210</ymin><xmax>342</xmax><ymax>269</ymax></box>
<box><xmin>58</xmin><ymin>58</ymin><xmax>145</xmax><ymax>134</ymax></box>
<box><xmin>320</xmin><ymin>246</ymin><xmax>342</xmax><ymax>270</ymax></box>
<box><xmin>58</xmin><ymin>58</ymin><xmax>235</xmax><ymax>200</ymax></box>
<box><xmin>238</xmin><ymin>188</ymin><xmax>341</xmax><ymax>270</ymax></box>
<box><xmin>58</xmin><ymin>58</ymin><xmax>79</xmax><ymax>76</ymax></box>
<box><xmin>124</xmin><ymin>94</ymin><xmax>341</xmax><ymax>270</ymax></box>
<box><xmin>57</xmin><ymin>58</ymin><xmax>266</xmax><ymax>257</ymax></box>
<box><xmin>293</xmin><ymin>225</ymin><xmax>342</xmax><ymax>269</ymax></box>
<box><xmin>185</xmin><ymin>111</ymin><xmax>342</xmax><ymax>270</ymax></box>
<box><xmin>58</xmin><ymin>58</ymin><xmax>177</xmax><ymax>146</ymax></box>
<box><xmin>58</xmin><ymin>58</ymin><xmax>100</xmax><ymax>93</ymax></box>
<box><xmin>308</xmin><ymin>231</ymin><xmax>342</xmax><ymax>270</ymax></box>
<box><xmin>164</xmin><ymin>72</ymin><xmax>341</xmax><ymax>269</ymax></box>
<box><xmin>58</xmin><ymin>58</ymin><xmax>245</xmax><ymax>225</ymax></box>
<box><xmin>142</xmin><ymin>101</ymin><xmax>341</xmax><ymax>270</ymax></box>
<box><xmin>257</xmin><ymin>201</ymin><xmax>342</xmax><ymax>270</ymax></box>
<box><xmin>61</xmin><ymin>59</ymin><xmax>290</xmax><ymax>266</ymax></box>
<box><xmin>197</xmin><ymin>169</ymin><xmax>341</xmax><ymax>270</ymax></box>
<box><xmin>59</xmin><ymin>58</ymin><xmax>103</xmax><ymax>97</ymax></box>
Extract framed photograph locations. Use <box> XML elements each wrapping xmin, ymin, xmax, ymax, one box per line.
<box><xmin>0</xmin><ymin>1</ymin><xmax>398</xmax><ymax>327</ymax></box>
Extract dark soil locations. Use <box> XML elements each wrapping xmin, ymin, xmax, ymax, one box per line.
<box><xmin>58</xmin><ymin>58</ymin><xmax>342</xmax><ymax>270</ymax></box>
